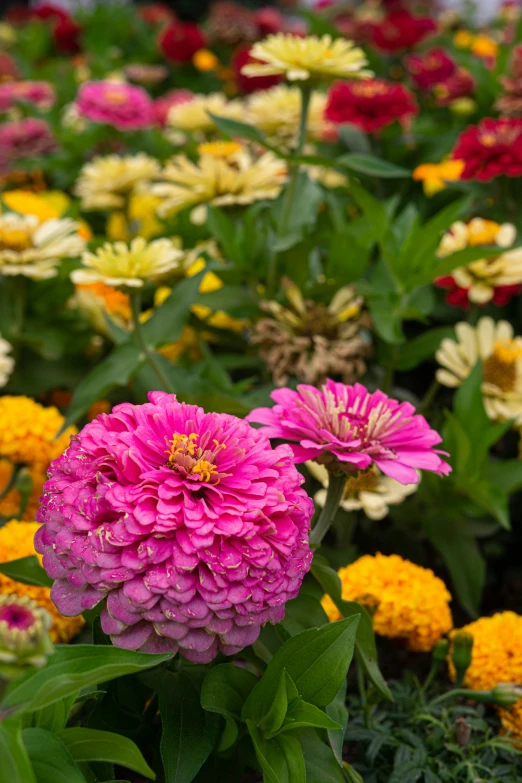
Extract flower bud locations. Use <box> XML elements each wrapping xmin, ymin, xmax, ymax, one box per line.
<box><xmin>452</xmin><ymin>631</ymin><xmax>473</xmax><ymax>685</ymax></box>
<box><xmin>0</xmin><ymin>594</ymin><xmax>53</xmax><ymax>679</ymax></box>
<box><xmin>449</xmin><ymin>97</ymin><xmax>477</xmax><ymax>116</ymax></box>
<box><xmin>432</xmin><ymin>638</ymin><xmax>450</xmax><ymax>663</ymax></box>
<box><xmin>491</xmin><ymin>683</ymin><xmax>522</xmax><ymax>709</ymax></box>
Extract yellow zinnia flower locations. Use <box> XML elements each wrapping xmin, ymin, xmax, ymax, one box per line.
<box><xmin>242</xmin><ymin>33</ymin><xmax>371</xmax><ymax>83</ymax></box>
<box><xmin>322</xmin><ymin>553</ymin><xmax>452</xmax><ymax>652</ymax></box>
<box><xmin>75</xmin><ymin>154</ymin><xmax>160</xmax><ymax>211</ymax></box>
<box><xmin>412</xmin><ymin>159</ymin><xmax>464</xmax><ymax>197</ymax></box>
<box><xmin>166</xmin><ymin>92</ymin><xmax>242</xmax><ymax>135</ymax></box>
<box><xmin>0</xmin><ymin>520</ymin><xmax>84</xmax><ymax>643</ymax></box>
<box><xmin>246</xmin><ymin>84</ymin><xmax>330</xmax><ymax>147</ymax></box>
<box><xmin>2</xmin><ymin>189</ymin><xmax>92</xmax><ymax>240</ymax></box>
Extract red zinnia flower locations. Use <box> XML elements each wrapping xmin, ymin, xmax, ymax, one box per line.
<box><xmin>53</xmin><ymin>15</ymin><xmax>82</xmax><ymax>54</ymax></box>
<box><xmin>371</xmin><ymin>10</ymin><xmax>436</xmax><ymax>53</ymax></box>
<box><xmin>232</xmin><ymin>45</ymin><xmax>282</xmax><ymax>94</ymax></box>
<box><xmin>451</xmin><ymin>117</ymin><xmax>522</xmax><ymax>180</ymax></box>
<box><xmin>325</xmin><ymin>78</ymin><xmax>418</xmax><ymax>134</ymax></box>
<box><xmin>254</xmin><ymin>7</ymin><xmax>285</xmax><ymax>36</ymax></box>
<box><xmin>158</xmin><ymin>20</ymin><xmax>206</xmax><ymax>64</ymax></box>
<box><xmin>434</xmin><ymin>68</ymin><xmax>475</xmax><ymax>106</ymax></box>
<box><xmin>437</xmin><ymin>277</ymin><xmax>521</xmax><ymax>309</ymax></box>
<box><xmin>406</xmin><ymin>47</ymin><xmax>456</xmax><ymax>90</ymax></box>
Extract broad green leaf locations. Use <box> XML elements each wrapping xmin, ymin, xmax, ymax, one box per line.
<box><xmin>273</xmin><ymin>172</ymin><xmax>323</xmax><ymax>252</ymax></box>
<box><xmin>207</xmin><ymin>113</ymin><xmax>276</xmax><ymax>151</ymax></box>
<box><xmin>141</xmin><ymin>273</ymin><xmax>204</xmax><ymax>348</ymax></box>
<box><xmin>0</xmin><ymin>720</ymin><xmax>36</xmax><ymax>783</ymax></box>
<box><xmin>278</xmin><ymin>699</ymin><xmax>341</xmax><ymax>734</ymax></box>
<box><xmin>59</xmin><ymin>340</ymin><xmax>143</xmax><ymax>431</ymax></box>
<box><xmin>58</xmin><ymin>728</ymin><xmax>155</xmax><ymax>780</ymax></box>
<box><xmin>348</xmin><ymin>180</ymin><xmax>390</xmax><ymax>244</ymax></box>
<box><xmin>339</xmin><ymin>153</ymin><xmax>410</xmax><ymax>178</ymax></box>
<box><xmin>0</xmin><ymin>556</ymin><xmax>52</xmax><ymax>588</ymax></box>
<box><xmin>280</xmin><ymin>593</ymin><xmax>329</xmax><ymax>637</ymax></box>
<box><xmin>23</xmin><ymin>694</ymin><xmax>77</xmax><ymax>733</ymax></box>
<box><xmin>339</xmin><ymin>123</ymin><xmax>371</xmax><ymax>154</ymax></box>
<box><xmin>22</xmin><ymin>728</ymin><xmax>86</xmax><ymax>783</ymax></box>
<box><xmin>206</xmin><ymin>207</ymin><xmax>241</xmax><ymax>265</ymax></box>
<box><xmin>4</xmin><ymin>645</ymin><xmax>173</xmax><ymax>714</ymax></box>
<box><xmin>159</xmin><ymin>671</ymin><xmax>219</xmax><ymax>783</ymax></box>
<box><xmin>468</xmin><ymin>480</ymin><xmax>510</xmax><ymax>529</ymax></box>
<box><xmin>419</xmin><ymin>245</ymin><xmax>512</xmax><ymax>286</ymax></box>
<box><xmin>326</xmin><ymin>680</ymin><xmax>348</xmax><ymax>765</ymax></box>
<box><xmin>301</xmin><ymin>729</ymin><xmax>347</xmax><ymax>783</ymax></box>
<box><xmin>397</xmin><ymin>327</ymin><xmax>454</xmax><ymax>370</ymax></box>
<box><xmin>201</xmin><ymin>664</ymin><xmax>257</xmax><ymax>752</ymax></box>
<box><xmin>311</xmin><ymin>555</ymin><xmax>392</xmax><ymax>702</ymax></box>
<box><xmin>327</xmin><ymin>229</ymin><xmax>370</xmax><ymax>284</ymax></box>
<box><xmin>247</xmin><ymin>721</ymin><xmax>306</xmax><ymax>783</ymax></box>
<box><xmin>487</xmin><ymin>459</ymin><xmax>522</xmax><ymax>493</ymax></box>
<box><xmin>242</xmin><ymin>615</ymin><xmax>359</xmax><ymax>722</ymax></box>
<box><xmin>260</xmin><ymin>670</ymin><xmax>290</xmax><ymax>738</ymax></box>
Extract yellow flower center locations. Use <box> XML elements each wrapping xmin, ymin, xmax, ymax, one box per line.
<box><xmin>165</xmin><ymin>432</ymin><xmax>226</xmax><ymax>484</ymax></box>
<box><xmin>197</xmin><ymin>141</ymin><xmax>242</xmax><ymax>159</ymax></box>
<box><xmin>0</xmin><ymin>226</ymin><xmax>33</xmax><ymax>251</ymax></box>
<box><xmin>351</xmin><ymin>81</ymin><xmax>387</xmax><ymax>98</ymax></box>
<box><xmin>344</xmin><ymin>469</ymin><xmax>379</xmax><ymax>498</ymax></box>
<box><xmin>105</xmin><ymin>88</ymin><xmax>128</xmax><ymax>105</ymax></box>
<box><xmin>483</xmin><ymin>339</ymin><xmax>522</xmax><ymax>391</ymax></box>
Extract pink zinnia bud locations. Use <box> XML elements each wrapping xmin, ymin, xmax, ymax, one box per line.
<box><xmin>247</xmin><ymin>380</ymin><xmax>451</xmax><ymax>484</ymax></box>
<box><xmin>75</xmin><ymin>81</ymin><xmax>155</xmax><ymax>132</ymax></box>
<box><xmin>35</xmin><ymin>392</ymin><xmax>313</xmax><ymax>662</ymax></box>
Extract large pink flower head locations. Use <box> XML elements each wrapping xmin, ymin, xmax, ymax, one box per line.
<box><xmin>75</xmin><ymin>81</ymin><xmax>155</xmax><ymax>131</ymax></box>
<box><xmin>247</xmin><ymin>380</ymin><xmax>451</xmax><ymax>484</ymax></box>
<box><xmin>35</xmin><ymin>392</ymin><xmax>313</xmax><ymax>662</ymax></box>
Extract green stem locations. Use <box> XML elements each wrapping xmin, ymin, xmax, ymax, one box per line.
<box><xmin>421</xmin><ymin>659</ymin><xmax>441</xmax><ymax>696</ymax></box>
<box><xmin>266</xmin><ymin>85</ymin><xmax>312</xmax><ymax>296</ymax></box>
<box><xmin>130</xmin><ymin>291</ymin><xmax>175</xmax><ymax>394</ymax></box>
<box><xmin>418</xmin><ymin>379</ymin><xmax>440</xmax><ymax>417</ymax></box>
<box><xmin>430</xmin><ymin>688</ymin><xmax>494</xmax><ymax>707</ymax></box>
<box><xmin>310</xmin><ymin>472</ymin><xmax>346</xmax><ymax>546</ymax></box>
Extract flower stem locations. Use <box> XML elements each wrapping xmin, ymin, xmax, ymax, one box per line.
<box><xmin>310</xmin><ymin>472</ymin><xmax>346</xmax><ymax>546</ymax></box>
<box><xmin>430</xmin><ymin>688</ymin><xmax>493</xmax><ymax>707</ymax></box>
<box><xmin>418</xmin><ymin>379</ymin><xmax>440</xmax><ymax>417</ymax></box>
<box><xmin>130</xmin><ymin>290</ymin><xmax>175</xmax><ymax>394</ymax></box>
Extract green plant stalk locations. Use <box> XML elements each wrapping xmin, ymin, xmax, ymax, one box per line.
<box><xmin>310</xmin><ymin>472</ymin><xmax>347</xmax><ymax>546</ymax></box>
<box><xmin>421</xmin><ymin>659</ymin><xmax>442</xmax><ymax>696</ymax></box>
<box><xmin>130</xmin><ymin>290</ymin><xmax>175</xmax><ymax>394</ymax></box>
<box><xmin>266</xmin><ymin>84</ymin><xmax>312</xmax><ymax>295</ymax></box>
<box><xmin>418</xmin><ymin>379</ymin><xmax>440</xmax><ymax>417</ymax></box>
<box><xmin>430</xmin><ymin>688</ymin><xmax>497</xmax><ymax>707</ymax></box>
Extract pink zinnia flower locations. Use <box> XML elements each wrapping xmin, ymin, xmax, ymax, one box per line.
<box><xmin>35</xmin><ymin>392</ymin><xmax>313</xmax><ymax>661</ymax></box>
<box><xmin>0</xmin><ymin>117</ymin><xmax>56</xmax><ymax>172</ymax></box>
<box><xmin>75</xmin><ymin>81</ymin><xmax>155</xmax><ymax>132</ymax></box>
<box><xmin>0</xmin><ymin>80</ymin><xmax>55</xmax><ymax>113</ymax></box>
<box><xmin>247</xmin><ymin>380</ymin><xmax>451</xmax><ymax>484</ymax></box>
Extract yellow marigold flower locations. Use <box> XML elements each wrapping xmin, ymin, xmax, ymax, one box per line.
<box><xmin>0</xmin><ymin>396</ymin><xmax>75</xmax><ymax>469</ymax></box>
<box><xmin>166</xmin><ymin>92</ymin><xmax>243</xmax><ymax>134</ymax></box>
<box><xmin>412</xmin><ymin>160</ymin><xmax>464</xmax><ymax>197</ymax></box>
<box><xmin>152</xmin><ymin>150</ymin><xmax>287</xmax><ymax>219</ymax></box>
<box><xmin>71</xmin><ymin>281</ymin><xmax>132</xmax><ymax>335</ymax></box>
<box><xmin>197</xmin><ymin>141</ymin><xmax>243</xmax><ymax>159</ymax></box>
<box><xmin>0</xmin><ymin>520</ymin><xmax>84</xmax><ymax>643</ymax></box>
<box><xmin>75</xmin><ymin>154</ymin><xmax>160</xmax><ymax>211</ymax></box>
<box><xmin>0</xmin><ymin>460</ymin><xmax>44</xmax><ymax>521</ymax></box>
<box><xmin>71</xmin><ymin>237</ymin><xmax>185</xmax><ymax>289</ymax></box>
<box><xmin>499</xmin><ymin>700</ymin><xmax>522</xmax><ymax>744</ymax></box>
<box><xmin>192</xmin><ymin>48</ymin><xmax>219</xmax><ymax>72</ymax></box>
<box><xmin>322</xmin><ymin>553</ymin><xmax>452</xmax><ymax>652</ymax></box>
<box><xmin>436</xmin><ymin>317</ymin><xmax>522</xmax><ymax>424</ymax></box>
<box><xmin>471</xmin><ymin>34</ymin><xmax>497</xmax><ymax>59</ymax></box>
<box><xmin>245</xmin><ymin>85</ymin><xmax>331</xmax><ymax>147</ymax></box>
<box><xmin>243</xmin><ymin>33</ymin><xmax>371</xmax><ymax>83</ymax></box>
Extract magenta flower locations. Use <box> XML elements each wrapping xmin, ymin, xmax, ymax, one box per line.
<box><xmin>246</xmin><ymin>380</ymin><xmax>451</xmax><ymax>484</ymax></box>
<box><xmin>35</xmin><ymin>392</ymin><xmax>313</xmax><ymax>662</ymax></box>
<box><xmin>0</xmin><ymin>118</ymin><xmax>56</xmax><ymax>172</ymax></box>
<box><xmin>75</xmin><ymin>81</ymin><xmax>155</xmax><ymax>131</ymax></box>
<box><xmin>0</xmin><ymin>81</ymin><xmax>55</xmax><ymax>113</ymax></box>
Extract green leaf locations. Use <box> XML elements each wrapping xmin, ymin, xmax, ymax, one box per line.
<box><xmin>200</xmin><ymin>664</ymin><xmax>257</xmax><ymax>752</ymax></box>
<box><xmin>0</xmin><ymin>721</ymin><xmax>36</xmax><ymax>783</ymax></box>
<box><xmin>421</xmin><ymin>244</ymin><xmax>511</xmax><ymax>286</ymax></box>
<box><xmin>487</xmin><ymin>458</ymin><xmax>522</xmax><ymax>493</ymax></box>
<box><xmin>247</xmin><ymin>722</ymin><xmax>306</xmax><ymax>783</ymax></box>
<box><xmin>23</xmin><ymin>694</ymin><xmax>78</xmax><ymax>733</ymax></box>
<box><xmin>468</xmin><ymin>480</ymin><xmax>510</xmax><ymax>529</ymax></box>
<box><xmin>159</xmin><ymin>670</ymin><xmax>219</xmax><ymax>783</ymax></box>
<box><xmin>327</xmin><ymin>229</ymin><xmax>370</xmax><ymax>284</ymax></box>
<box><xmin>59</xmin><ymin>340</ymin><xmax>143</xmax><ymax>431</ymax></box>
<box><xmin>259</xmin><ymin>670</ymin><xmax>290</xmax><ymax>738</ymax></box>
<box><xmin>348</xmin><ymin>180</ymin><xmax>390</xmax><ymax>245</ymax></box>
<box><xmin>273</xmin><ymin>172</ymin><xmax>323</xmax><ymax>251</ymax></box>
<box><xmin>207</xmin><ymin>113</ymin><xmax>275</xmax><ymax>150</ymax></box>
<box><xmin>4</xmin><ymin>645</ymin><xmax>173</xmax><ymax>714</ymax></box>
<box><xmin>242</xmin><ymin>615</ymin><xmax>359</xmax><ymax>722</ymax></box>
<box><xmin>22</xmin><ymin>728</ymin><xmax>87</xmax><ymax>783</ymax></box>
<box><xmin>339</xmin><ymin>124</ymin><xmax>371</xmax><ymax>154</ymax></box>
<box><xmin>278</xmin><ymin>699</ymin><xmax>341</xmax><ymax>734</ymax></box>
<box><xmin>301</xmin><ymin>729</ymin><xmax>347</xmax><ymax>783</ymax></box>
<box><xmin>280</xmin><ymin>593</ymin><xmax>329</xmax><ymax>637</ymax></box>
<box><xmin>0</xmin><ymin>556</ymin><xmax>52</xmax><ymax>588</ymax></box>
<box><xmin>58</xmin><ymin>728</ymin><xmax>155</xmax><ymax>780</ymax></box>
<box><xmin>339</xmin><ymin>154</ymin><xmax>410</xmax><ymax>178</ymax></box>
<box><xmin>311</xmin><ymin>555</ymin><xmax>392</xmax><ymax>702</ymax></box>
<box><xmin>397</xmin><ymin>327</ymin><xmax>454</xmax><ymax>370</ymax></box>
<box><xmin>141</xmin><ymin>273</ymin><xmax>204</xmax><ymax>348</ymax></box>
<box><xmin>326</xmin><ymin>680</ymin><xmax>348</xmax><ymax>765</ymax></box>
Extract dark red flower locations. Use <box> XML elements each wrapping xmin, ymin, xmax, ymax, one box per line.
<box><xmin>5</xmin><ymin>4</ymin><xmax>33</xmax><ymax>24</ymax></box>
<box><xmin>371</xmin><ymin>11</ymin><xmax>436</xmax><ymax>53</ymax></box>
<box><xmin>325</xmin><ymin>78</ymin><xmax>418</xmax><ymax>134</ymax></box>
<box><xmin>406</xmin><ymin>48</ymin><xmax>456</xmax><ymax>90</ymax></box>
<box><xmin>53</xmin><ymin>16</ymin><xmax>82</xmax><ymax>54</ymax></box>
<box><xmin>32</xmin><ymin>3</ymin><xmax>69</xmax><ymax>23</ymax></box>
<box><xmin>232</xmin><ymin>45</ymin><xmax>282</xmax><ymax>94</ymax></box>
<box><xmin>158</xmin><ymin>20</ymin><xmax>206</xmax><ymax>64</ymax></box>
<box><xmin>253</xmin><ymin>6</ymin><xmax>285</xmax><ymax>35</ymax></box>
<box><xmin>138</xmin><ymin>3</ymin><xmax>176</xmax><ymax>26</ymax></box>
<box><xmin>451</xmin><ymin>117</ymin><xmax>522</xmax><ymax>180</ymax></box>
<box><xmin>436</xmin><ymin>276</ymin><xmax>521</xmax><ymax>308</ymax></box>
<box><xmin>434</xmin><ymin>68</ymin><xmax>475</xmax><ymax>106</ymax></box>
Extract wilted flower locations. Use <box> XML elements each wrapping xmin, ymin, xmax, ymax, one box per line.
<box><xmin>0</xmin><ymin>334</ymin><xmax>14</xmax><ymax>387</ymax></box>
<box><xmin>252</xmin><ymin>281</ymin><xmax>371</xmax><ymax>386</ymax></box>
<box><xmin>307</xmin><ymin>462</ymin><xmax>418</xmax><ymax>520</ymax></box>
<box><xmin>208</xmin><ymin>1</ymin><xmax>259</xmax><ymax>45</ymax></box>
<box><xmin>436</xmin><ymin>219</ymin><xmax>522</xmax><ymax>307</ymax></box>
<box><xmin>71</xmin><ymin>237</ymin><xmax>185</xmax><ymax>288</ymax></box>
<box><xmin>371</xmin><ymin>10</ymin><xmax>436</xmax><ymax>53</ymax></box>
<box><xmin>451</xmin><ymin>117</ymin><xmax>522</xmax><ymax>181</ymax></box>
<box><xmin>242</xmin><ymin>33</ymin><xmax>371</xmax><ymax>83</ymax></box>
<box><xmin>412</xmin><ymin>159</ymin><xmax>464</xmax><ymax>196</ymax></box>
<box><xmin>0</xmin><ymin>594</ymin><xmax>53</xmax><ymax>678</ymax></box>
<box><xmin>325</xmin><ymin>78</ymin><xmax>417</xmax><ymax>134</ymax></box>
<box><xmin>496</xmin><ymin>45</ymin><xmax>522</xmax><ymax>116</ymax></box>
<box><xmin>158</xmin><ymin>19</ymin><xmax>206</xmax><ymax>63</ymax></box>
<box><xmin>0</xmin><ymin>80</ymin><xmax>55</xmax><ymax>112</ymax></box>
<box><xmin>35</xmin><ymin>392</ymin><xmax>314</xmax><ymax>660</ymax></box>
<box><xmin>246</xmin><ymin>85</ymin><xmax>331</xmax><ymax>146</ymax></box>
<box><xmin>152</xmin><ymin>149</ymin><xmax>287</xmax><ymax>219</ymax></box>
<box><xmin>405</xmin><ymin>48</ymin><xmax>456</xmax><ymax>90</ymax></box>
<box><xmin>247</xmin><ymin>380</ymin><xmax>451</xmax><ymax>483</ymax></box>
<box><xmin>436</xmin><ymin>317</ymin><xmax>522</xmax><ymax>424</ymax></box>
<box><xmin>0</xmin><ymin>118</ymin><xmax>56</xmax><ymax>172</ymax></box>
<box><xmin>0</xmin><ymin>520</ymin><xmax>84</xmax><ymax>643</ymax></box>
<box><xmin>166</xmin><ymin>92</ymin><xmax>243</xmax><ymax>135</ymax></box>
<box><xmin>75</xmin><ymin>80</ymin><xmax>155</xmax><ymax>131</ymax></box>
<box><xmin>75</xmin><ymin>154</ymin><xmax>160</xmax><ymax>211</ymax></box>
<box><xmin>322</xmin><ymin>554</ymin><xmax>452</xmax><ymax>652</ymax></box>
<box><xmin>0</xmin><ymin>212</ymin><xmax>85</xmax><ymax>279</ymax></box>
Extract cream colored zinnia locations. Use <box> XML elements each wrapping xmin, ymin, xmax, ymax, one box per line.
<box><xmin>0</xmin><ymin>213</ymin><xmax>85</xmax><ymax>279</ymax></box>
<box><xmin>166</xmin><ymin>92</ymin><xmax>243</xmax><ymax>135</ymax></box>
<box><xmin>437</xmin><ymin>218</ymin><xmax>522</xmax><ymax>305</ymax></box>
<box><xmin>242</xmin><ymin>33</ymin><xmax>371</xmax><ymax>82</ymax></box>
<box><xmin>246</xmin><ymin>85</ymin><xmax>330</xmax><ymax>146</ymax></box>
<box><xmin>0</xmin><ymin>335</ymin><xmax>14</xmax><ymax>388</ymax></box>
<box><xmin>71</xmin><ymin>237</ymin><xmax>185</xmax><ymax>288</ymax></box>
<box><xmin>152</xmin><ymin>150</ymin><xmax>287</xmax><ymax>219</ymax></box>
<box><xmin>75</xmin><ymin>154</ymin><xmax>161</xmax><ymax>211</ymax></box>
<box><xmin>436</xmin><ymin>317</ymin><xmax>522</xmax><ymax>424</ymax></box>
<box><xmin>308</xmin><ymin>462</ymin><xmax>418</xmax><ymax>521</ymax></box>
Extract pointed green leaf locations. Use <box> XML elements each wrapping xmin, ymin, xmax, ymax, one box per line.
<box><xmin>22</xmin><ymin>728</ymin><xmax>86</xmax><ymax>783</ymax></box>
<box><xmin>58</xmin><ymin>728</ymin><xmax>155</xmax><ymax>780</ymax></box>
<box><xmin>0</xmin><ymin>721</ymin><xmax>36</xmax><ymax>783</ymax></box>
<box><xmin>247</xmin><ymin>722</ymin><xmax>306</xmax><ymax>783</ymax></box>
<box><xmin>0</xmin><ymin>556</ymin><xmax>52</xmax><ymax>588</ymax></box>
<box><xmin>277</xmin><ymin>699</ymin><xmax>341</xmax><ymax>734</ymax></box>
